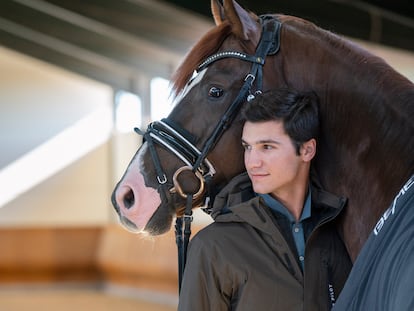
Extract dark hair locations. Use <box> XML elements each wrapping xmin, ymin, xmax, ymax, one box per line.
<box><xmin>241</xmin><ymin>89</ymin><xmax>320</xmax><ymax>155</ymax></box>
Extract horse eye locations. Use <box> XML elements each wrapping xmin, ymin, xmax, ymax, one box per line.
<box><xmin>208</xmin><ymin>86</ymin><xmax>223</xmax><ymax>98</ymax></box>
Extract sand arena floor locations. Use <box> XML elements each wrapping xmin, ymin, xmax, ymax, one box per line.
<box><xmin>0</xmin><ymin>283</ymin><xmax>178</xmax><ymax>311</ymax></box>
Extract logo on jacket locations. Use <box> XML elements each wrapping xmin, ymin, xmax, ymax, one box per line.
<box><xmin>373</xmin><ymin>176</ymin><xmax>414</xmax><ymax>236</ymax></box>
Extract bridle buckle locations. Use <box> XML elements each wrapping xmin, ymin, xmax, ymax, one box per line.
<box><xmin>171</xmin><ymin>166</ymin><xmax>205</xmax><ymax>200</ymax></box>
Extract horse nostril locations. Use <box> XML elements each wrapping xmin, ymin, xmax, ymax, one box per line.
<box><xmin>123</xmin><ymin>188</ymin><xmax>135</xmax><ymax>209</ymax></box>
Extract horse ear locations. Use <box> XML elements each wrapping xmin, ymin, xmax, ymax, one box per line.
<box><xmin>211</xmin><ymin>0</ymin><xmax>258</xmax><ymax>40</ymax></box>
<box><xmin>211</xmin><ymin>0</ymin><xmax>225</xmax><ymax>25</ymax></box>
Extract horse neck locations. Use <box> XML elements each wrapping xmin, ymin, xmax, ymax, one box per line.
<box><xmin>277</xmin><ymin>28</ymin><xmax>414</xmax><ymax>259</ymax></box>
<box><xmin>316</xmin><ymin>41</ymin><xmax>414</xmax><ymax>194</ymax></box>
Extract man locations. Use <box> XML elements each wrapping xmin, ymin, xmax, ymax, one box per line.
<box><xmin>178</xmin><ymin>89</ymin><xmax>352</xmax><ymax>311</ymax></box>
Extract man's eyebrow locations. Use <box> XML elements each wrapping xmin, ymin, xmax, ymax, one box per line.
<box><xmin>241</xmin><ymin>138</ymin><xmax>281</xmax><ymax>145</ymax></box>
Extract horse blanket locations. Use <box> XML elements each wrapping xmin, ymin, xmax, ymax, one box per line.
<box><xmin>333</xmin><ymin>175</ymin><xmax>414</xmax><ymax>311</ymax></box>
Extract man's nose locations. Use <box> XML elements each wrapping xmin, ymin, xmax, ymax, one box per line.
<box><xmin>245</xmin><ymin>150</ymin><xmax>262</xmax><ymax>169</ymax></box>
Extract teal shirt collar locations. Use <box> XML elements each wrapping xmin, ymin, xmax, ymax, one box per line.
<box><xmin>259</xmin><ymin>189</ymin><xmax>312</xmax><ymax>223</ymax></box>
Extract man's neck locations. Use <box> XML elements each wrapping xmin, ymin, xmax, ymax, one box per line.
<box><xmin>273</xmin><ymin>192</ymin><xmax>306</xmax><ymax>222</ymax></box>
<box><xmin>270</xmin><ymin>179</ymin><xmax>310</xmax><ymax>222</ymax></box>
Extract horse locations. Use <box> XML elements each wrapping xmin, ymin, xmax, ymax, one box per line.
<box><xmin>111</xmin><ymin>0</ymin><xmax>414</xmax><ymax>307</ymax></box>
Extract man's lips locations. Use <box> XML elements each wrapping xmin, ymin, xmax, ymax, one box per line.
<box><xmin>249</xmin><ymin>172</ymin><xmax>269</xmax><ymax>181</ymax></box>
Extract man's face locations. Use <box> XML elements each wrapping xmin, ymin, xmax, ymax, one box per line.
<box><xmin>242</xmin><ymin>120</ymin><xmax>309</xmax><ymax>199</ymax></box>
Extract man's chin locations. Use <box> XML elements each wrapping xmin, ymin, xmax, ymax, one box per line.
<box><xmin>252</xmin><ymin>184</ymin><xmax>269</xmax><ymax>195</ymax></box>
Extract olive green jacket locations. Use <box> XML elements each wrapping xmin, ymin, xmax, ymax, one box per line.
<box><xmin>178</xmin><ymin>173</ymin><xmax>352</xmax><ymax>311</ymax></box>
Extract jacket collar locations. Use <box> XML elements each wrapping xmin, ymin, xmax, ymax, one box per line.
<box><xmin>211</xmin><ymin>172</ymin><xmax>347</xmax><ymax>234</ymax></box>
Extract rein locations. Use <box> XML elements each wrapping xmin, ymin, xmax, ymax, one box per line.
<box><xmin>136</xmin><ymin>16</ymin><xmax>281</xmax><ymax>292</ymax></box>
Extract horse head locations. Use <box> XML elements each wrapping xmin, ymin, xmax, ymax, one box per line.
<box><xmin>111</xmin><ymin>0</ymin><xmax>266</xmax><ymax>235</ymax></box>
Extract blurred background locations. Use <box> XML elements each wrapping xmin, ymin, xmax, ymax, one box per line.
<box><xmin>0</xmin><ymin>0</ymin><xmax>413</xmax><ymax>310</ymax></box>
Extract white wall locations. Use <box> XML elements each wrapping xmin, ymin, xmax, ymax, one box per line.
<box><xmin>0</xmin><ymin>46</ymin><xmax>113</xmax><ymax>168</ymax></box>
<box><xmin>0</xmin><ymin>46</ymin><xmax>114</xmax><ymax>226</ymax></box>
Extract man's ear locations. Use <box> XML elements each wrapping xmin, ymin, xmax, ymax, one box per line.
<box><xmin>301</xmin><ymin>139</ymin><xmax>316</xmax><ymax>162</ymax></box>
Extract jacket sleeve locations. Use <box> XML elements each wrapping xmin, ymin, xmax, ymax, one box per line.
<box><xmin>177</xmin><ymin>231</ymin><xmax>232</xmax><ymax>311</ymax></box>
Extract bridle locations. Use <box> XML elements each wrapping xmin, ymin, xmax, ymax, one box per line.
<box><xmin>135</xmin><ymin>16</ymin><xmax>281</xmax><ymax>291</ymax></box>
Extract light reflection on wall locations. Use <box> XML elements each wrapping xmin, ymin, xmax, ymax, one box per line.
<box><xmin>150</xmin><ymin>77</ymin><xmax>174</xmax><ymax>121</ymax></box>
<box><xmin>115</xmin><ymin>91</ymin><xmax>142</xmax><ymax>133</ymax></box>
<box><xmin>0</xmin><ymin>106</ymin><xmax>112</xmax><ymax>208</ymax></box>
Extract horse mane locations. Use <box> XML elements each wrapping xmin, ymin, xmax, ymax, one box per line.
<box><xmin>280</xmin><ymin>14</ymin><xmax>414</xmax><ymax>108</ymax></box>
<box><xmin>171</xmin><ymin>22</ymin><xmax>233</xmax><ymax>97</ymax></box>
<box><xmin>279</xmin><ymin>15</ymin><xmax>379</xmax><ymax>64</ymax></box>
